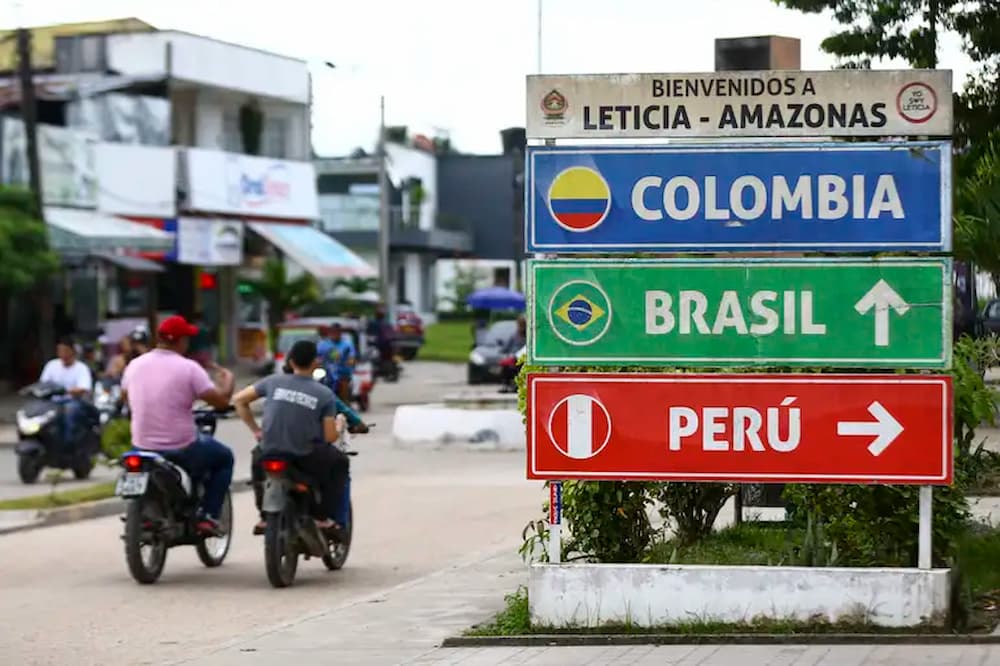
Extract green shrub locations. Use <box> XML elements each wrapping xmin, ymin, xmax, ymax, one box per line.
<box><xmin>101</xmin><ymin>418</ymin><xmax>132</xmax><ymax>460</ymax></box>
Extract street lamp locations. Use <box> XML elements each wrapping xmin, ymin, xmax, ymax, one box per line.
<box><xmin>317</xmin><ymin>61</ymin><xmax>390</xmax><ymax>307</ymax></box>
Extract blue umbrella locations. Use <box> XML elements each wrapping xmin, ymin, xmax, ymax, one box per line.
<box><xmin>466</xmin><ymin>286</ymin><xmax>526</xmax><ymax>311</ymax></box>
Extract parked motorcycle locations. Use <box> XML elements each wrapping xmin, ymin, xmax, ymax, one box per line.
<box><xmin>259</xmin><ymin>369</ymin><xmax>370</xmax><ymax>588</ymax></box>
<box><xmin>115</xmin><ymin>407</ymin><xmax>234</xmax><ymax>585</ymax></box>
<box><xmin>14</xmin><ymin>382</ymin><xmax>101</xmax><ymax>484</ymax></box>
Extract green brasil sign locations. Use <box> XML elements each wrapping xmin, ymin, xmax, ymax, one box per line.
<box><xmin>528</xmin><ymin>258</ymin><xmax>951</xmax><ymax>369</ymax></box>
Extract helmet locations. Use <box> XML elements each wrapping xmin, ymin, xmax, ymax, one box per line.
<box><xmin>128</xmin><ymin>328</ymin><xmax>150</xmax><ymax>345</ymax></box>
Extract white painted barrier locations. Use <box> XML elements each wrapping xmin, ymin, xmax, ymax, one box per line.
<box><xmin>529</xmin><ymin>563</ymin><xmax>950</xmax><ymax>628</ymax></box>
<box><xmin>392</xmin><ymin>404</ymin><xmax>525</xmax><ymax>451</ymax></box>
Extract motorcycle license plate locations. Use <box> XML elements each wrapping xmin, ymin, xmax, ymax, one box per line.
<box><xmin>115</xmin><ymin>472</ymin><xmax>149</xmax><ymax>497</ymax></box>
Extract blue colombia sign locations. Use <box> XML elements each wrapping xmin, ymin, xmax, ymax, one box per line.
<box><xmin>525</xmin><ymin>141</ymin><xmax>951</xmax><ymax>253</ymax></box>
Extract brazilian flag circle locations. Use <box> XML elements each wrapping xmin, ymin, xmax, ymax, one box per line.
<box><xmin>546</xmin><ymin>280</ymin><xmax>613</xmax><ymax>346</ymax></box>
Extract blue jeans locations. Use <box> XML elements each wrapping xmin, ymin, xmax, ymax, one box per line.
<box><xmin>161</xmin><ymin>436</ymin><xmax>234</xmax><ymax>519</ymax></box>
<box><xmin>60</xmin><ymin>398</ymin><xmax>96</xmax><ymax>446</ymax></box>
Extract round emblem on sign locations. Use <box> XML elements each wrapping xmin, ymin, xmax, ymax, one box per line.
<box><xmin>896</xmin><ymin>82</ymin><xmax>938</xmax><ymax>124</ymax></box>
<box><xmin>546</xmin><ymin>166</ymin><xmax>612</xmax><ymax>233</ymax></box>
<box><xmin>547</xmin><ymin>394</ymin><xmax>612</xmax><ymax>460</ymax></box>
<box><xmin>547</xmin><ymin>279</ymin><xmax>613</xmax><ymax>347</ymax></box>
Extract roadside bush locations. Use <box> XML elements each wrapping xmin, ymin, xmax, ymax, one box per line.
<box><xmin>101</xmin><ymin>418</ymin><xmax>131</xmax><ymax>461</ymax></box>
<box><xmin>655</xmin><ymin>483</ymin><xmax>736</xmax><ymax>546</ymax></box>
<box><xmin>560</xmin><ymin>480</ymin><xmax>657</xmax><ymax>562</ymax></box>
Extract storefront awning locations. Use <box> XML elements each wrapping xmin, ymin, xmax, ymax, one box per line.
<box><xmin>90</xmin><ymin>251</ymin><xmax>165</xmax><ymax>273</ymax></box>
<box><xmin>248</xmin><ymin>222</ymin><xmax>376</xmax><ymax>280</ymax></box>
<box><xmin>45</xmin><ymin>207</ymin><xmax>175</xmax><ymax>253</ymax></box>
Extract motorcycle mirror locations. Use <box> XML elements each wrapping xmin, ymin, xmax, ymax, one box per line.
<box><xmin>312</xmin><ymin>368</ymin><xmax>327</xmax><ymax>381</ymax></box>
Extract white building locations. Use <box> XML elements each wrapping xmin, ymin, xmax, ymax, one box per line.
<box><xmin>0</xmin><ymin>19</ymin><xmax>373</xmax><ymax>364</ymax></box>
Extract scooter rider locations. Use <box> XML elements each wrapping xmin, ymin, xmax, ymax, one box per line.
<box><xmin>235</xmin><ymin>340</ymin><xmax>367</xmax><ymax>536</ymax></box>
<box><xmin>121</xmin><ymin>315</ymin><xmax>235</xmax><ymax>535</ymax></box>
<box><xmin>39</xmin><ymin>336</ymin><xmax>97</xmax><ymax>443</ymax></box>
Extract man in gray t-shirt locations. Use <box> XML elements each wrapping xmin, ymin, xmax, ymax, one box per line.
<box><xmin>253</xmin><ymin>373</ymin><xmax>336</xmax><ymax>457</ymax></box>
<box><xmin>233</xmin><ymin>340</ymin><xmax>348</xmax><ymax>534</ymax></box>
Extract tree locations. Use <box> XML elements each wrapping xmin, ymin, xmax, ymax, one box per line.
<box><xmin>773</xmin><ymin>1</ymin><xmax>1000</xmax><ymax>146</ymax></box>
<box><xmin>0</xmin><ymin>186</ymin><xmax>58</xmax><ymax>291</ymax></box>
<box><xmin>439</xmin><ymin>264</ymin><xmax>487</xmax><ymax>315</ymax></box>
<box><xmin>334</xmin><ymin>276</ymin><xmax>379</xmax><ymax>296</ymax></box>
<box><xmin>243</xmin><ymin>258</ymin><xmax>320</xmax><ymax>353</ymax></box>
<box><xmin>954</xmin><ymin>130</ymin><xmax>1000</xmax><ymax>290</ymax></box>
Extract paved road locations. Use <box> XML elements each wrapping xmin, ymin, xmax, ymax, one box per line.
<box><xmin>0</xmin><ymin>362</ymin><xmax>547</xmax><ymax>666</ymax></box>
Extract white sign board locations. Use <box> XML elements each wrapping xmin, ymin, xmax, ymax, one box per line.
<box><xmin>176</xmin><ymin>217</ymin><xmax>244</xmax><ymax>266</ymax></box>
<box><xmin>526</xmin><ymin>70</ymin><xmax>953</xmax><ymax>139</ymax></box>
<box><xmin>96</xmin><ymin>143</ymin><xmax>176</xmax><ymax>217</ymax></box>
<box><xmin>184</xmin><ymin>148</ymin><xmax>319</xmax><ymax>220</ymax></box>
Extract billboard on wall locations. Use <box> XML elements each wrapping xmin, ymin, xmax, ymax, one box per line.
<box><xmin>184</xmin><ymin>148</ymin><xmax>319</xmax><ymax>220</ymax></box>
<box><xmin>96</xmin><ymin>143</ymin><xmax>176</xmax><ymax>217</ymax></box>
<box><xmin>1</xmin><ymin>117</ymin><xmax>98</xmax><ymax>207</ymax></box>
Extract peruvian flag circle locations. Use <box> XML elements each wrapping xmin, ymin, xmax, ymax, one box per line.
<box><xmin>546</xmin><ymin>394</ymin><xmax>612</xmax><ymax>460</ymax></box>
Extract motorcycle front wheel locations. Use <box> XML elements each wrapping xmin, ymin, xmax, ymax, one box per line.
<box><xmin>16</xmin><ymin>454</ymin><xmax>41</xmax><ymax>484</ymax></box>
<box><xmin>196</xmin><ymin>490</ymin><xmax>233</xmax><ymax>567</ymax></box>
<box><xmin>124</xmin><ymin>499</ymin><xmax>168</xmax><ymax>584</ymax></box>
<box><xmin>264</xmin><ymin>508</ymin><xmax>298</xmax><ymax>588</ymax></box>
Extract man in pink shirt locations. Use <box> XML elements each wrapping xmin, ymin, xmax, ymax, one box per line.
<box><xmin>122</xmin><ymin>315</ymin><xmax>235</xmax><ymax>534</ymax></box>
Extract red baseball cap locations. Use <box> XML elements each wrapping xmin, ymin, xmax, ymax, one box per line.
<box><xmin>158</xmin><ymin>315</ymin><xmax>199</xmax><ymax>341</ymax></box>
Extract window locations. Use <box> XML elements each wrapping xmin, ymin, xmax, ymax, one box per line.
<box><xmin>493</xmin><ymin>267</ymin><xmax>511</xmax><ymax>288</ymax></box>
<box><xmin>262</xmin><ymin>117</ymin><xmax>289</xmax><ymax>158</ymax></box>
<box><xmin>222</xmin><ymin>113</ymin><xmax>242</xmax><ymax>152</ymax></box>
<box><xmin>55</xmin><ymin>35</ymin><xmax>107</xmax><ymax>73</ymax></box>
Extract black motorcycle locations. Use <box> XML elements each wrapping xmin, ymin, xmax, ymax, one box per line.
<box><xmin>14</xmin><ymin>382</ymin><xmax>100</xmax><ymax>484</ymax></box>
<box><xmin>260</xmin><ymin>371</ymin><xmax>369</xmax><ymax>588</ymax></box>
<box><xmin>366</xmin><ymin>335</ymin><xmax>401</xmax><ymax>383</ymax></box>
<box><xmin>115</xmin><ymin>408</ymin><xmax>234</xmax><ymax>585</ymax></box>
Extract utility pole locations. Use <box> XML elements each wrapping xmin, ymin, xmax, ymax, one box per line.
<box><xmin>16</xmin><ymin>28</ymin><xmax>43</xmax><ymax>217</ymax></box>
<box><xmin>537</xmin><ymin>0</ymin><xmax>543</xmax><ymax>73</ymax></box>
<box><xmin>16</xmin><ymin>27</ymin><xmax>53</xmax><ymax>369</ymax></box>
<box><xmin>377</xmin><ymin>95</ymin><xmax>391</xmax><ymax>307</ymax></box>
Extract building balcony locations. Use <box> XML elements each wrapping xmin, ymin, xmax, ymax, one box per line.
<box><xmin>320</xmin><ymin>201</ymin><xmax>472</xmax><ymax>255</ymax></box>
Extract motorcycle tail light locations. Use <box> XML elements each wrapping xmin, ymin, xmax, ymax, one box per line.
<box><xmin>263</xmin><ymin>459</ymin><xmax>288</xmax><ymax>474</ymax></box>
<box><xmin>123</xmin><ymin>455</ymin><xmax>143</xmax><ymax>472</ymax></box>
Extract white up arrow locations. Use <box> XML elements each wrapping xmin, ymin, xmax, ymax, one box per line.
<box><xmin>837</xmin><ymin>401</ymin><xmax>904</xmax><ymax>457</ymax></box>
<box><xmin>854</xmin><ymin>279</ymin><xmax>910</xmax><ymax>347</ymax></box>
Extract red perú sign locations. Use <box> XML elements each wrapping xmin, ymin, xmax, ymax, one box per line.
<box><xmin>527</xmin><ymin>373</ymin><xmax>953</xmax><ymax>485</ymax></box>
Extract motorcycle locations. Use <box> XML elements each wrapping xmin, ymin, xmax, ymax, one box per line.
<box><xmin>14</xmin><ymin>382</ymin><xmax>101</xmax><ymax>484</ymax></box>
<box><xmin>94</xmin><ymin>377</ymin><xmax>126</xmax><ymax>425</ymax></box>
<box><xmin>115</xmin><ymin>407</ymin><xmax>234</xmax><ymax>585</ymax></box>
<box><xmin>259</xmin><ymin>368</ymin><xmax>371</xmax><ymax>588</ymax></box>
<box><xmin>366</xmin><ymin>335</ymin><xmax>401</xmax><ymax>383</ymax></box>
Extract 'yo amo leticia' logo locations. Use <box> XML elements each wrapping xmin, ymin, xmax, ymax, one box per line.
<box><xmin>896</xmin><ymin>82</ymin><xmax>938</xmax><ymax>124</ymax></box>
<box><xmin>240</xmin><ymin>164</ymin><xmax>292</xmax><ymax>207</ymax></box>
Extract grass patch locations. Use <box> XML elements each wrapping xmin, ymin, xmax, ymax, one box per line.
<box><xmin>643</xmin><ymin>521</ymin><xmax>805</xmax><ymax>566</ymax></box>
<box><xmin>468</xmin><ymin>522</ymin><xmax>1000</xmax><ymax>636</ymax></box>
<box><xmin>420</xmin><ymin>321</ymin><xmax>472</xmax><ymax>363</ymax></box>
<box><xmin>0</xmin><ymin>481</ymin><xmax>116</xmax><ymax>511</ymax></box>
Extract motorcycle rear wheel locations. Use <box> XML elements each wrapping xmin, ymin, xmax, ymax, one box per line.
<box><xmin>124</xmin><ymin>500</ymin><xmax>168</xmax><ymax>584</ymax></box>
<box><xmin>264</xmin><ymin>509</ymin><xmax>298</xmax><ymax>588</ymax></box>
<box><xmin>323</xmin><ymin>502</ymin><xmax>353</xmax><ymax>571</ymax></box>
<box><xmin>72</xmin><ymin>455</ymin><xmax>94</xmax><ymax>480</ymax></box>
<box><xmin>196</xmin><ymin>491</ymin><xmax>233</xmax><ymax>567</ymax></box>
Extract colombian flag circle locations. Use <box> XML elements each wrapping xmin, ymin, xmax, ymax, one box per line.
<box><xmin>546</xmin><ymin>166</ymin><xmax>611</xmax><ymax>232</ymax></box>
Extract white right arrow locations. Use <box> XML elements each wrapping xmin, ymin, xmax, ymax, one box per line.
<box><xmin>837</xmin><ymin>401</ymin><xmax>904</xmax><ymax>457</ymax></box>
<box><xmin>854</xmin><ymin>280</ymin><xmax>910</xmax><ymax>347</ymax></box>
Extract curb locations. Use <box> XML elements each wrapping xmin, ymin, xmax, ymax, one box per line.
<box><xmin>0</xmin><ymin>477</ymin><xmax>254</xmax><ymax>536</ymax></box>
<box><xmin>440</xmin><ymin>633</ymin><xmax>1000</xmax><ymax>648</ymax></box>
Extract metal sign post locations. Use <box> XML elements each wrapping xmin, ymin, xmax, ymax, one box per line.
<box><xmin>548</xmin><ymin>481</ymin><xmax>562</xmax><ymax>563</ymax></box>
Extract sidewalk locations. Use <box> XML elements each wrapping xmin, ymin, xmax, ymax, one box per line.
<box><xmin>183</xmin><ymin>548</ymin><xmax>526</xmax><ymax>665</ymax></box>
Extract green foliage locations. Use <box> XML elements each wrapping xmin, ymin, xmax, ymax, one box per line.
<box><xmin>100</xmin><ymin>418</ymin><xmax>132</xmax><ymax>461</ymax></box>
<box><xmin>438</xmin><ymin>264</ymin><xmax>487</xmax><ymax>315</ymax></box>
<box><xmin>773</xmin><ymin>1</ymin><xmax>1000</xmax><ymax>147</ymax></box>
<box><xmin>952</xmin><ymin>336</ymin><xmax>998</xmax><ymax>457</ymax></box>
<box><xmin>560</xmin><ymin>480</ymin><xmax>657</xmax><ymax>562</ymax></box>
<box><xmin>0</xmin><ymin>186</ymin><xmax>58</xmax><ymax>291</ymax></box>
<box><xmin>655</xmin><ymin>482</ymin><xmax>736</xmax><ymax>547</ymax></box>
<box><xmin>465</xmin><ymin>587</ymin><xmax>530</xmax><ymax>636</ymax></box>
<box><xmin>420</xmin><ymin>321</ymin><xmax>473</xmax><ymax>363</ymax></box>
<box><xmin>333</xmin><ymin>276</ymin><xmax>378</xmax><ymax>296</ymax></box>
<box><xmin>243</xmin><ymin>258</ymin><xmax>321</xmax><ymax>352</ymax></box>
<box><xmin>954</xmin><ymin>132</ymin><xmax>1000</xmax><ymax>285</ymax></box>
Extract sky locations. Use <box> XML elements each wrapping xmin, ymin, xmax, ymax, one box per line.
<box><xmin>3</xmin><ymin>0</ymin><xmax>976</xmax><ymax>157</ymax></box>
